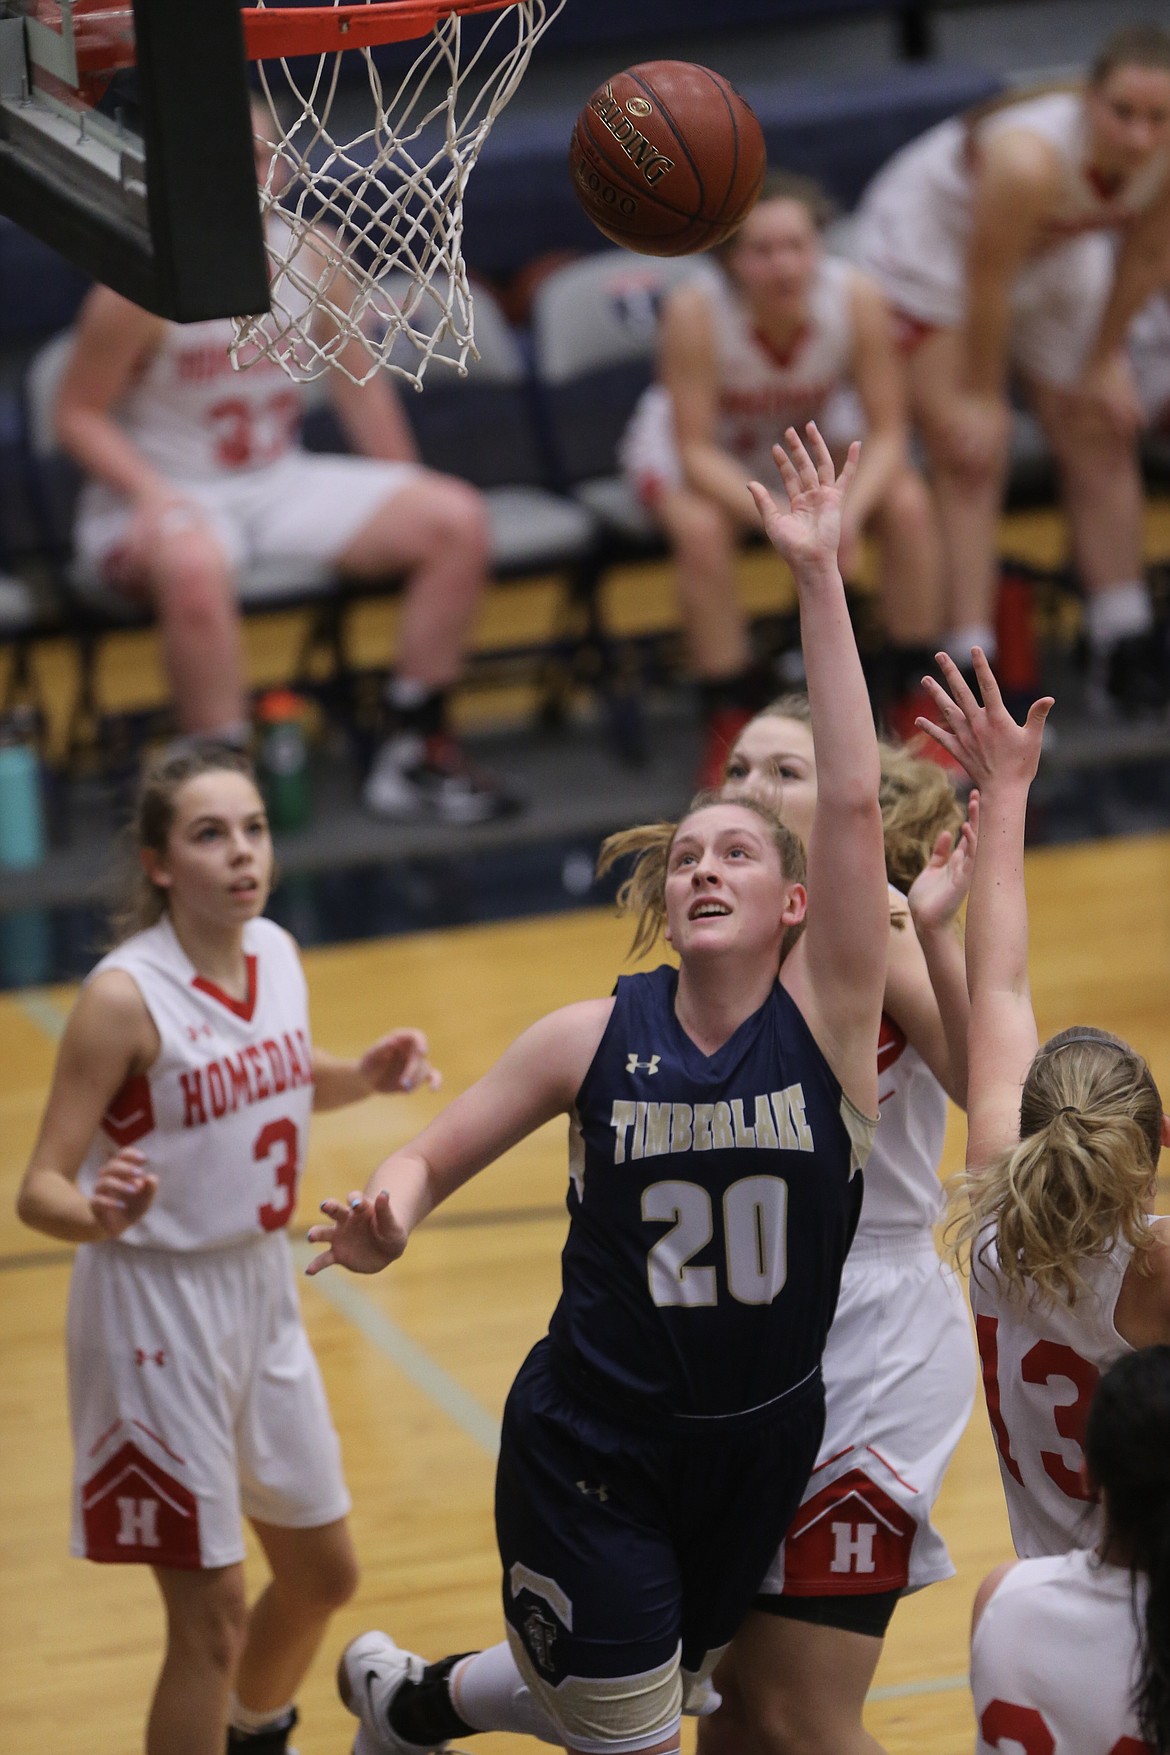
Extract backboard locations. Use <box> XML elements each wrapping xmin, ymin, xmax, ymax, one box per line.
<box><xmin>0</xmin><ymin>0</ymin><xmax>268</xmax><ymax>320</ymax></box>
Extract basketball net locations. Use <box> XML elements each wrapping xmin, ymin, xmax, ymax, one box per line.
<box><xmin>237</xmin><ymin>0</ymin><xmax>566</xmax><ymax>388</ymax></box>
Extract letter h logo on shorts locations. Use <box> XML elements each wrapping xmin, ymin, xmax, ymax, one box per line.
<box><xmin>782</xmin><ymin>1469</ymin><xmax>917</xmax><ymax>1594</ymax></box>
<box><xmin>81</xmin><ymin>1440</ymin><xmax>201</xmax><ymax>1567</ymax></box>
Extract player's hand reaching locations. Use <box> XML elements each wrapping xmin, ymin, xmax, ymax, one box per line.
<box><xmin>908</xmin><ymin>791</ymin><xmax>980</xmax><ymax>933</ymax></box>
<box><xmin>306</xmin><ymin>1188</ymin><xmax>408</xmax><ymax>1276</ymax></box>
<box><xmin>748</xmin><ymin>423</ymin><xmax>859</xmax><ymax>577</ymax></box>
<box><xmin>360</xmin><ymin>1029</ymin><xmax>441</xmax><ymax>1096</ymax></box>
<box><xmin>916</xmin><ymin>648</ymin><xmax>1053</xmax><ymax>790</ymax></box>
<box><xmin>89</xmin><ymin>1147</ymin><xmax>158</xmax><ymax>1238</ymax></box>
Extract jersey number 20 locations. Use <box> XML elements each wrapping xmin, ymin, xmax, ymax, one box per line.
<box><xmin>643</xmin><ymin>1177</ymin><xmax>788</xmax><ymax>1306</ymax></box>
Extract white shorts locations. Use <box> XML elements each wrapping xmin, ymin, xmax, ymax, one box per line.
<box><xmin>1130</xmin><ymin>291</ymin><xmax>1170</xmax><ymax>430</ymax></box>
<box><xmin>68</xmin><ymin>1232</ymin><xmax>350</xmax><ymax>1570</ymax></box>
<box><xmin>854</xmin><ymin>132</ymin><xmax>1115</xmax><ymax>388</ymax></box>
<box><xmin>760</xmin><ymin>1231</ymin><xmax>976</xmax><ymax>1600</ymax></box>
<box><xmin>619</xmin><ymin>383</ymin><xmax>865</xmax><ymax>510</ymax></box>
<box><xmin>73</xmin><ymin>448</ymin><xmax>419</xmax><ymax>608</ymax></box>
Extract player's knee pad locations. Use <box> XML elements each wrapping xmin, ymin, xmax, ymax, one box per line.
<box><xmin>505</xmin><ymin>1627</ymin><xmax>683</xmax><ymax>1754</ymax></box>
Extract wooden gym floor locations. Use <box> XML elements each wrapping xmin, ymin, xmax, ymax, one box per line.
<box><xmin>3</xmin><ymin>838</ymin><xmax>1170</xmax><ymax>1755</ymax></box>
<box><xmin>2</xmin><ymin>501</ymin><xmax>1170</xmax><ymax>1752</ymax></box>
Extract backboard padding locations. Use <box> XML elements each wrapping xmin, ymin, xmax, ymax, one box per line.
<box><xmin>0</xmin><ymin>0</ymin><xmax>269</xmax><ymax>321</ymax></box>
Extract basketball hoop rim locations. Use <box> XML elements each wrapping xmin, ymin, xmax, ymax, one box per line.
<box><xmin>243</xmin><ymin>0</ymin><xmax>527</xmax><ymax>59</ymax></box>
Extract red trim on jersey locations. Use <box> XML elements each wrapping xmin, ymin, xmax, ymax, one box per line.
<box><xmin>88</xmin><ymin>1417</ymin><xmax>123</xmax><ymax>1459</ymax></box>
<box><xmin>192</xmin><ymin>954</ymin><xmax>258</xmax><ymax>1021</ymax></box>
<box><xmin>80</xmin><ymin>1440</ymin><xmax>202</xmax><ymax>1568</ymax></box>
<box><xmin>890</xmin><ymin>309</ymin><xmax>941</xmax><ymax>355</ymax></box>
<box><xmin>102</xmin><ymin>1072</ymin><xmax>155</xmax><ymax>1148</ymax></box>
<box><xmin>131</xmin><ymin>1418</ymin><xmax>187</xmax><ymax>1468</ymax></box>
<box><xmin>751</xmin><ymin>321</ymin><xmax>810</xmax><ymax>370</ymax></box>
<box><xmin>866</xmin><ymin>1445</ymin><xmax>920</xmax><ymax>1494</ymax></box>
<box><xmin>781</xmin><ymin>1467</ymin><xmax>917</xmax><ymax>1595</ymax></box>
<box><xmin>1084</xmin><ymin>162</ymin><xmax>1124</xmax><ymax>202</ymax></box>
<box><xmin>877</xmin><ymin>1013</ymin><xmax>907</xmax><ymax>1076</ymax></box>
<box><xmin>810</xmin><ymin>1444</ymin><xmax>856</xmax><ymax>1475</ymax></box>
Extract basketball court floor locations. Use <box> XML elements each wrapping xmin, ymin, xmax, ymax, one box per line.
<box><xmin>3</xmin><ymin>824</ymin><xmax>1170</xmax><ymax>1755</ymax></box>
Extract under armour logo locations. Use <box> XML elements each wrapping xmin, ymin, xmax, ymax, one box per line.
<box><xmin>524</xmin><ymin>1608</ymin><xmax>558</xmax><ymax>1673</ymax></box>
<box><xmin>626</xmin><ymin>1053</ymin><xmax>660</xmax><ymax>1076</ymax></box>
<box><xmin>576</xmin><ymin>1479</ymin><xmax>609</xmax><ymax>1502</ymax></box>
<box><xmin>185</xmin><ymin>1022</ymin><xmax>213</xmax><ymax>1043</ymax></box>
<box><xmin>134</xmin><ymin>1348</ymin><xmax>166</xmax><ymax>1367</ymax></box>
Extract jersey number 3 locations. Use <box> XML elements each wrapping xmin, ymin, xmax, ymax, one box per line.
<box><xmin>976</xmin><ymin>1315</ymin><xmax>1098</xmax><ymax>1500</ymax></box>
<box><xmin>255</xmin><ymin>1118</ymin><xmax>299</xmax><ymax>1232</ymax></box>
<box><xmin>643</xmin><ymin>1177</ymin><xmax>788</xmax><ymax>1306</ymax></box>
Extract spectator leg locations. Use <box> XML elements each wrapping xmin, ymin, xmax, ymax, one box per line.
<box><xmin>145</xmin><ymin>522</ymin><xmax>248</xmax><ymax>737</ymax></box>
<box><xmin>657</xmin><ymin>488</ymin><xmax>751</xmax><ymax>680</ymax></box>
<box><xmin>336</xmin><ymin>473</ymin><xmax>491</xmax><ymax>690</ymax></box>
<box><xmin>906</xmin><ymin>329</ymin><xmax>1010</xmax><ymax>657</ymax></box>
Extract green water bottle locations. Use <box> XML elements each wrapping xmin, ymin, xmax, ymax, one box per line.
<box><xmin>257</xmin><ymin>690</ymin><xmax>312</xmax><ymax>832</ymax></box>
<box><xmin>0</xmin><ymin>708</ymin><xmax>47</xmax><ymax>869</ymax></box>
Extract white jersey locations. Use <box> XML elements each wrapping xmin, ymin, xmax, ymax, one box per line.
<box><xmin>971</xmin><ymin>1550</ymin><xmax>1147</xmax><ymax>1754</ymax></box>
<box><xmin>619</xmin><ymin>255</ymin><xmax>860</xmax><ymax>497</ymax></box>
<box><xmin>100</xmin><ymin>215</ymin><xmax>315</xmax><ymax>482</ymax></box>
<box><xmin>862</xmin><ymin>890</ymin><xmax>949</xmax><ymax>1235</ymax></box>
<box><xmin>854</xmin><ymin>90</ymin><xmax>1169</xmax><ymax>384</ymax></box>
<box><xmin>108</xmin><ymin>315</ymin><xmax>304</xmax><ymax>482</ymax></box>
<box><xmin>77</xmin><ymin>914</ymin><xmax>315</xmax><ymax>1251</ymax></box>
<box><xmin>760</xmin><ymin>896</ymin><xmax>974</xmax><ymax>1601</ymax></box>
<box><xmin>969</xmin><ymin>1231</ymin><xmax>1134</xmax><ymax>1557</ymax></box>
<box><xmin>702</xmin><ymin>254</ymin><xmax>856</xmax><ymax>482</ymax></box>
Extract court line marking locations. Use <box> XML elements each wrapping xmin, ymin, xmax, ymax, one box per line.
<box><xmin>11</xmin><ymin>982</ymin><xmax>967</xmax><ymax>1706</ymax></box>
<box><xmin>290</xmin><ymin>1239</ymin><xmax>501</xmax><ymax>1457</ymax></box>
<box><xmin>12</xmin><ymin>987</ymin><xmax>68</xmax><ymax>1039</ymax></box>
<box><xmin>868</xmin><ymin>1673</ymin><xmax>968</xmax><ymax>1702</ymax></box>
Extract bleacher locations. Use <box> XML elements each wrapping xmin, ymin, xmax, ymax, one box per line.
<box><xmin>0</xmin><ymin>0</ymin><xmax>1164</xmax><ymax>784</ymax></box>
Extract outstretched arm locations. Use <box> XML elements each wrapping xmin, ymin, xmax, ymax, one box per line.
<box><xmin>312</xmin><ymin>1030</ymin><xmax>441</xmax><ymax>1111</ymax></box>
<box><xmin>755</xmin><ymin>425</ymin><xmax>887</xmax><ymax>1118</ymax></box>
<box><xmin>897</xmin><ymin>793</ymin><xmax>980</xmax><ymax>1107</ymax></box>
<box><xmin>305</xmin><ymin>999</ymin><xmax>612</xmax><ymax>1274</ymax></box>
<box><xmin>917</xmin><ymin>649</ymin><xmax>1053</xmax><ymax>1169</ymax></box>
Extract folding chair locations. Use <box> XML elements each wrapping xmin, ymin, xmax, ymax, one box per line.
<box><xmin>22</xmin><ymin>332</ymin><xmax>350</xmax><ymax>771</ymax></box>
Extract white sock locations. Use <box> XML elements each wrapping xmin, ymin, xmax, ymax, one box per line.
<box><xmin>385</xmin><ymin>674</ymin><xmax>433</xmax><ymax>710</ymax></box>
<box><xmin>168</xmin><ymin>720</ymin><xmax>251</xmax><ymax>756</ymax></box>
<box><xmin>450</xmin><ymin>1644</ymin><xmax>562</xmax><ymax>1745</ymax></box>
<box><xmin>943</xmin><ymin>624</ymin><xmax>996</xmax><ymax>668</ymax></box>
<box><xmin>228</xmin><ymin>1695</ymin><xmax>295</xmax><ymax>1735</ymax></box>
<box><xmin>1084</xmin><ymin>582</ymin><xmax>1153</xmax><ymax>652</ymax></box>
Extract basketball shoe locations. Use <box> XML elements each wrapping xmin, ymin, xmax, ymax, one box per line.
<box><xmin>1088</xmin><ymin>628</ymin><xmax>1170</xmax><ymax>720</ymax></box>
<box><xmin>339</xmin><ymin>1632</ymin><xmax>445</xmax><ymax>1755</ymax></box>
<box><xmin>363</xmin><ymin>732</ymin><xmax>521</xmax><ymax>823</ymax></box>
<box><xmin>225</xmin><ymin>1706</ymin><xmax>298</xmax><ymax>1753</ymax></box>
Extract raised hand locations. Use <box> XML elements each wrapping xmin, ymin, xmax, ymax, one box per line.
<box><xmin>360</xmin><ymin>1029</ymin><xmax>441</xmax><ymax>1096</ymax></box>
<box><xmin>908</xmin><ymin>791</ymin><xmax>980</xmax><ymax>933</ymax></box>
<box><xmin>90</xmin><ymin>1147</ymin><xmax>158</xmax><ymax>1238</ymax></box>
<box><xmin>747</xmin><ymin>423</ymin><xmax>859</xmax><ymax>575</ymax></box>
<box><xmin>305</xmin><ymin>1188</ymin><xmax>408</xmax><ymax>1276</ymax></box>
<box><xmin>916</xmin><ymin>649</ymin><xmax>1053</xmax><ymax>789</ymax></box>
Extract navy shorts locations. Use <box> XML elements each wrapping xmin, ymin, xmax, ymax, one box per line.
<box><xmin>495</xmin><ymin>1339</ymin><xmax>824</xmax><ymax>1687</ymax></box>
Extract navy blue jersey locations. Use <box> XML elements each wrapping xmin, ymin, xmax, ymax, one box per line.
<box><xmin>547</xmin><ymin>965</ymin><xmax>872</xmax><ymax>1424</ymax></box>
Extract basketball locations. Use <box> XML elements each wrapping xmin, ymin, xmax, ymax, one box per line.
<box><xmin>568</xmin><ymin>61</ymin><xmax>767</xmax><ymax>256</ymax></box>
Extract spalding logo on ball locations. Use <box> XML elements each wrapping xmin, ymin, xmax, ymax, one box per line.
<box><xmin>569</xmin><ymin>60</ymin><xmax>767</xmax><ymax>257</ymax></box>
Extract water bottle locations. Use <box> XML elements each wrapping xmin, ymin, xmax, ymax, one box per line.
<box><xmin>257</xmin><ymin>690</ymin><xmax>312</xmax><ymax>832</ymax></box>
<box><xmin>0</xmin><ymin>709</ymin><xmax>47</xmax><ymax>869</ymax></box>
